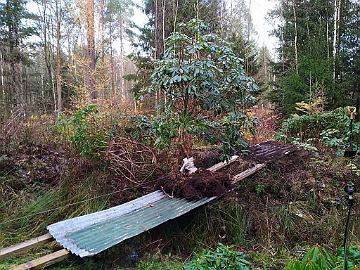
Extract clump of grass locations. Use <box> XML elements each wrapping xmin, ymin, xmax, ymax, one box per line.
<box><xmin>136</xmin><ymin>254</ymin><xmax>183</xmax><ymax>270</ymax></box>
<box><xmin>0</xmin><ymin>173</ymin><xmax>110</xmax><ymax>248</ymax></box>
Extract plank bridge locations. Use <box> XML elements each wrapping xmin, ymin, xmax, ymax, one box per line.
<box><xmin>0</xmin><ymin>141</ymin><xmax>296</xmax><ymax>269</ymax></box>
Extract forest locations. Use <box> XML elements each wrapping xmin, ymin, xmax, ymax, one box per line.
<box><xmin>0</xmin><ymin>0</ymin><xmax>360</xmax><ymax>269</ymax></box>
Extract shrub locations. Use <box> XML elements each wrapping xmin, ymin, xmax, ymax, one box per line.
<box><xmin>284</xmin><ymin>245</ymin><xmax>360</xmax><ymax>270</ymax></box>
<box><xmin>278</xmin><ymin>108</ymin><xmax>360</xmax><ymax>154</ymax></box>
<box><xmin>284</xmin><ymin>246</ymin><xmax>336</xmax><ymax>270</ymax></box>
<box><xmin>55</xmin><ymin>104</ymin><xmax>157</xmax><ymax>161</ymax></box>
<box><xmin>184</xmin><ymin>243</ymin><xmax>252</xmax><ymax>270</ymax></box>
<box><xmin>147</xmin><ymin>19</ymin><xmax>257</xmax><ymax>160</ymax></box>
<box><xmin>55</xmin><ymin>104</ymin><xmax>108</xmax><ymax>160</ymax></box>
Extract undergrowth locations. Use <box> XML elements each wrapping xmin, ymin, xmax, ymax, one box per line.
<box><xmin>278</xmin><ymin>108</ymin><xmax>360</xmax><ymax>155</ymax></box>
<box><xmin>1</xmin><ymin>106</ymin><xmax>360</xmax><ymax>270</ymax></box>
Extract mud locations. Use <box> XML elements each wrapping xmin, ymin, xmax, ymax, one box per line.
<box><xmin>156</xmin><ymin>170</ymin><xmax>232</xmax><ymax>200</ymax></box>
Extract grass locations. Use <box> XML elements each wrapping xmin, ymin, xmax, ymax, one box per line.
<box><xmin>0</xmin><ymin>168</ymin><xmax>111</xmax><ymax>270</ymax></box>
<box><xmin>135</xmin><ymin>255</ymin><xmax>184</xmax><ymax>270</ymax></box>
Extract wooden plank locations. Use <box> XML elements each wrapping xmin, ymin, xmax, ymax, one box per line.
<box><xmin>0</xmin><ymin>233</ymin><xmax>54</xmax><ymax>260</ymax></box>
<box><xmin>231</xmin><ymin>163</ymin><xmax>266</xmax><ymax>185</ymax></box>
<box><xmin>11</xmin><ymin>249</ymin><xmax>69</xmax><ymax>270</ymax></box>
<box><xmin>230</xmin><ymin>145</ymin><xmax>295</xmax><ymax>186</ymax></box>
<box><xmin>208</xmin><ymin>155</ymin><xmax>239</xmax><ymax>172</ymax></box>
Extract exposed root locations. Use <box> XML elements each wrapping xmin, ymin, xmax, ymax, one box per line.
<box><xmin>157</xmin><ymin>170</ymin><xmax>232</xmax><ymax>200</ymax></box>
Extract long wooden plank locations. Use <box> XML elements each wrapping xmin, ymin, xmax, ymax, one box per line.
<box><xmin>231</xmin><ymin>163</ymin><xmax>266</xmax><ymax>185</ymax></box>
<box><xmin>11</xmin><ymin>249</ymin><xmax>69</xmax><ymax>270</ymax></box>
<box><xmin>230</xmin><ymin>144</ymin><xmax>296</xmax><ymax>186</ymax></box>
<box><xmin>0</xmin><ymin>233</ymin><xmax>54</xmax><ymax>260</ymax></box>
<box><xmin>208</xmin><ymin>155</ymin><xmax>238</xmax><ymax>172</ymax></box>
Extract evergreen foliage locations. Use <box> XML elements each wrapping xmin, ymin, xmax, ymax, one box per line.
<box><xmin>147</xmin><ymin>19</ymin><xmax>257</xmax><ymax>158</ymax></box>
<box><xmin>269</xmin><ymin>0</ymin><xmax>360</xmax><ymax>114</ymax></box>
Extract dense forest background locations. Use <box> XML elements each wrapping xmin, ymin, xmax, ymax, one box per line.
<box><xmin>0</xmin><ymin>0</ymin><xmax>357</xmax><ymax>118</ymax></box>
<box><xmin>1</xmin><ymin>0</ymin><xmax>360</xmax><ymax>269</ymax></box>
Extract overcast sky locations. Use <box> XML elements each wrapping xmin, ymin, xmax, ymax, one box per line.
<box><xmin>26</xmin><ymin>0</ymin><xmax>278</xmax><ymax>57</ymax></box>
<box><xmin>247</xmin><ymin>0</ymin><xmax>278</xmax><ymax>56</ymax></box>
<box><xmin>130</xmin><ymin>0</ymin><xmax>279</xmax><ymax>57</ymax></box>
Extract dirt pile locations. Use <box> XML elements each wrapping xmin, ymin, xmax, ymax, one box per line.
<box><xmin>157</xmin><ymin>170</ymin><xmax>232</xmax><ymax>200</ymax></box>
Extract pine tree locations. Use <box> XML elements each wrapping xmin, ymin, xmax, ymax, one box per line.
<box><xmin>0</xmin><ymin>0</ymin><xmax>36</xmax><ymax>109</ymax></box>
<box><xmin>268</xmin><ymin>0</ymin><xmax>349</xmax><ymax>113</ymax></box>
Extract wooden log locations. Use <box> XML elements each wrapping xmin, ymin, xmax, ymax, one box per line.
<box><xmin>208</xmin><ymin>155</ymin><xmax>238</xmax><ymax>172</ymax></box>
<box><xmin>0</xmin><ymin>233</ymin><xmax>54</xmax><ymax>260</ymax></box>
<box><xmin>11</xmin><ymin>249</ymin><xmax>69</xmax><ymax>270</ymax></box>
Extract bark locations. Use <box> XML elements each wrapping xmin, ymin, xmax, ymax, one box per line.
<box><xmin>86</xmin><ymin>0</ymin><xmax>97</xmax><ymax>100</ymax></box>
<box><xmin>220</xmin><ymin>0</ymin><xmax>224</xmax><ymax>36</ymax></box>
<box><xmin>333</xmin><ymin>0</ymin><xmax>338</xmax><ymax>81</ymax></box>
<box><xmin>154</xmin><ymin>0</ymin><xmax>159</xmax><ymax>109</ymax></box>
<box><xmin>333</xmin><ymin>0</ymin><xmax>342</xmax><ymax>81</ymax></box>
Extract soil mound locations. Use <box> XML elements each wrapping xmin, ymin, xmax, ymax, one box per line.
<box><xmin>156</xmin><ymin>170</ymin><xmax>232</xmax><ymax>200</ymax></box>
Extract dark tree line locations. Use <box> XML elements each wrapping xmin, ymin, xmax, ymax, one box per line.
<box><xmin>269</xmin><ymin>0</ymin><xmax>360</xmax><ymax>114</ymax></box>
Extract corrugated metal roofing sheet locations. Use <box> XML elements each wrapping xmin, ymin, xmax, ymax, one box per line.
<box><xmin>48</xmin><ymin>191</ymin><xmax>215</xmax><ymax>257</ymax></box>
<box><xmin>47</xmin><ymin>141</ymin><xmax>296</xmax><ymax>258</ymax></box>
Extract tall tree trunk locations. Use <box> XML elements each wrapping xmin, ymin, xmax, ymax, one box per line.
<box><xmin>120</xmin><ymin>13</ymin><xmax>124</xmax><ymax>103</ymax></box>
<box><xmin>292</xmin><ymin>0</ymin><xmax>299</xmax><ymax>75</ymax></box>
<box><xmin>42</xmin><ymin>0</ymin><xmax>55</xmax><ymax>110</ymax></box>
<box><xmin>326</xmin><ymin>6</ymin><xmax>330</xmax><ymax>59</ymax></box>
<box><xmin>162</xmin><ymin>0</ymin><xmax>165</xmax><ymax>54</ymax></box>
<box><xmin>55</xmin><ymin>0</ymin><xmax>62</xmax><ymax>112</ymax></box>
<box><xmin>109</xmin><ymin>19</ymin><xmax>116</xmax><ymax>102</ymax></box>
<box><xmin>333</xmin><ymin>0</ymin><xmax>342</xmax><ymax>81</ymax></box>
<box><xmin>86</xmin><ymin>0</ymin><xmax>96</xmax><ymax>100</ymax></box>
<box><xmin>9</xmin><ymin>31</ymin><xmax>23</xmax><ymax>108</ymax></box>
<box><xmin>245</xmin><ymin>0</ymin><xmax>252</xmax><ymax>74</ymax></box>
<box><xmin>154</xmin><ymin>0</ymin><xmax>158</xmax><ymax>59</ymax></box>
<box><xmin>154</xmin><ymin>0</ymin><xmax>159</xmax><ymax>110</ymax></box>
<box><xmin>162</xmin><ymin>0</ymin><xmax>166</xmax><ymax>105</ymax></box>
<box><xmin>173</xmin><ymin>0</ymin><xmax>178</xmax><ymax>32</ymax></box>
<box><xmin>100</xmin><ymin>0</ymin><xmax>106</xmax><ymax>99</ymax></box>
<box><xmin>220</xmin><ymin>0</ymin><xmax>224</xmax><ymax>36</ymax></box>
<box><xmin>0</xmin><ymin>51</ymin><xmax>4</xmax><ymax>98</ymax></box>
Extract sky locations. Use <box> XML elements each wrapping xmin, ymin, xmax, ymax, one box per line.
<box><xmin>25</xmin><ymin>0</ymin><xmax>279</xmax><ymax>57</ymax></box>
<box><xmin>247</xmin><ymin>0</ymin><xmax>278</xmax><ymax>56</ymax></box>
<box><xmin>130</xmin><ymin>0</ymin><xmax>279</xmax><ymax>57</ymax></box>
